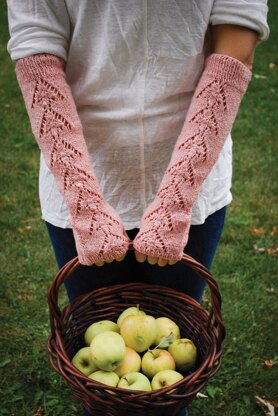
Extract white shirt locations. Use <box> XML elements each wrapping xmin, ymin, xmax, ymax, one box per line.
<box><xmin>7</xmin><ymin>0</ymin><xmax>269</xmax><ymax>229</ymax></box>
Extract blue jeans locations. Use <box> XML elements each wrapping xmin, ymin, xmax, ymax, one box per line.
<box><xmin>46</xmin><ymin>207</ymin><xmax>226</xmax><ymax>416</ymax></box>
<box><xmin>46</xmin><ymin>207</ymin><xmax>226</xmax><ymax>303</ymax></box>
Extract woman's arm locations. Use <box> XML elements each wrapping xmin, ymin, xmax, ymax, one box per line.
<box><xmin>211</xmin><ymin>24</ymin><xmax>258</xmax><ymax>69</ymax></box>
<box><xmin>15</xmin><ymin>54</ymin><xmax>129</xmax><ymax>266</ymax></box>
<box><xmin>134</xmin><ymin>25</ymin><xmax>258</xmax><ymax>266</ymax></box>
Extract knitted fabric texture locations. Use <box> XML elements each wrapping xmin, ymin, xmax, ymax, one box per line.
<box><xmin>134</xmin><ymin>54</ymin><xmax>252</xmax><ymax>260</ymax></box>
<box><xmin>16</xmin><ymin>54</ymin><xmax>129</xmax><ymax>265</ymax></box>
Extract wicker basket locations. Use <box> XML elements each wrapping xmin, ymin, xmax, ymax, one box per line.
<box><xmin>48</xmin><ymin>245</ymin><xmax>225</xmax><ymax>416</ymax></box>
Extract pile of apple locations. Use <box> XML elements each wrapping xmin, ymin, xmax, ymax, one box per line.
<box><xmin>71</xmin><ymin>306</ymin><xmax>197</xmax><ymax>392</ymax></box>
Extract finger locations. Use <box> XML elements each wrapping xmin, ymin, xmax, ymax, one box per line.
<box><xmin>147</xmin><ymin>256</ymin><xmax>158</xmax><ymax>265</ymax></box>
<box><xmin>115</xmin><ymin>254</ymin><xmax>126</xmax><ymax>262</ymax></box>
<box><xmin>157</xmin><ymin>257</ymin><xmax>168</xmax><ymax>267</ymax></box>
<box><xmin>168</xmin><ymin>259</ymin><xmax>178</xmax><ymax>266</ymax></box>
<box><xmin>95</xmin><ymin>261</ymin><xmax>104</xmax><ymax>267</ymax></box>
<box><xmin>104</xmin><ymin>258</ymin><xmax>114</xmax><ymax>263</ymax></box>
<box><xmin>135</xmin><ymin>250</ymin><xmax>147</xmax><ymax>263</ymax></box>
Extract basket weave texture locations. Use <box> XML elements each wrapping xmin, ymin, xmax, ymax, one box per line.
<box><xmin>48</xmin><ymin>249</ymin><xmax>225</xmax><ymax>416</ymax></box>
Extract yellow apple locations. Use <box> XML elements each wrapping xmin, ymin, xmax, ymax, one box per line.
<box><xmin>118</xmin><ymin>372</ymin><xmax>152</xmax><ymax>391</ymax></box>
<box><xmin>141</xmin><ymin>349</ymin><xmax>176</xmax><ymax>379</ymax></box>
<box><xmin>71</xmin><ymin>347</ymin><xmax>98</xmax><ymax>376</ymax></box>
<box><xmin>84</xmin><ymin>320</ymin><xmax>119</xmax><ymax>346</ymax></box>
<box><xmin>114</xmin><ymin>347</ymin><xmax>141</xmax><ymax>377</ymax></box>
<box><xmin>151</xmin><ymin>369</ymin><xmax>183</xmax><ymax>391</ymax></box>
<box><xmin>90</xmin><ymin>331</ymin><xmax>126</xmax><ymax>371</ymax></box>
<box><xmin>120</xmin><ymin>314</ymin><xmax>157</xmax><ymax>353</ymax></box>
<box><xmin>88</xmin><ymin>370</ymin><xmax>119</xmax><ymax>387</ymax></box>
<box><xmin>154</xmin><ymin>317</ymin><xmax>180</xmax><ymax>347</ymax></box>
<box><xmin>117</xmin><ymin>306</ymin><xmax>146</xmax><ymax>327</ymax></box>
<box><xmin>168</xmin><ymin>338</ymin><xmax>197</xmax><ymax>371</ymax></box>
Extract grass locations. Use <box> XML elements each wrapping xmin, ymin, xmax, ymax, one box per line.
<box><xmin>0</xmin><ymin>1</ymin><xmax>277</xmax><ymax>415</ymax></box>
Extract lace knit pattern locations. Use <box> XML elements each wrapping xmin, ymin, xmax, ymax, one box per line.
<box><xmin>134</xmin><ymin>54</ymin><xmax>251</xmax><ymax>260</ymax></box>
<box><xmin>16</xmin><ymin>54</ymin><xmax>129</xmax><ymax>265</ymax></box>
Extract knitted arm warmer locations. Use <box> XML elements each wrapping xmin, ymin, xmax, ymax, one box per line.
<box><xmin>16</xmin><ymin>54</ymin><xmax>129</xmax><ymax>265</ymax></box>
<box><xmin>134</xmin><ymin>54</ymin><xmax>252</xmax><ymax>260</ymax></box>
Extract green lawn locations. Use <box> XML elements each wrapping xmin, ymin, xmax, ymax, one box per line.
<box><xmin>0</xmin><ymin>1</ymin><xmax>277</xmax><ymax>415</ymax></box>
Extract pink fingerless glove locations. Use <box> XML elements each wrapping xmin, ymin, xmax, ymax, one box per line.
<box><xmin>134</xmin><ymin>54</ymin><xmax>252</xmax><ymax>260</ymax></box>
<box><xmin>16</xmin><ymin>54</ymin><xmax>129</xmax><ymax>265</ymax></box>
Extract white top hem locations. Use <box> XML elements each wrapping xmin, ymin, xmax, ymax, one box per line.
<box><xmin>41</xmin><ymin>194</ymin><xmax>232</xmax><ymax>230</ymax></box>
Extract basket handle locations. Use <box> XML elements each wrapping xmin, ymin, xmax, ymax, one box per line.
<box><xmin>48</xmin><ymin>241</ymin><xmax>225</xmax><ymax>343</ymax></box>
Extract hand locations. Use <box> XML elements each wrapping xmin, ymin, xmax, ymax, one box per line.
<box><xmin>72</xmin><ymin>201</ymin><xmax>130</xmax><ymax>266</ymax></box>
<box><xmin>134</xmin><ymin>250</ymin><xmax>178</xmax><ymax>267</ymax></box>
<box><xmin>94</xmin><ymin>253</ymin><xmax>127</xmax><ymax>267</ymax></box>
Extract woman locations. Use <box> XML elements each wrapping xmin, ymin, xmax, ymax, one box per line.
<box><xmin>7</xmin><ymin>1</ymin><xmax>269</xmax><ymax>414</ymax></box>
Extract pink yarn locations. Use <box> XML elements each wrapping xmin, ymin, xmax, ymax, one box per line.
<box><xmin>134</xmin><ymin>54</ymin><xmax>252</xmax><ymax>260</ymax></box>
<box><xmin>16</xmin><ymin>54</ymin><xmax>129</xmax><ymax>265</ymax></box>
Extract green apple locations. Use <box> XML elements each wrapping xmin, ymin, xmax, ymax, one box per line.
<box><xmin>151</xmin><ymin>369</ymin><xmax>183</xmax><ymax>391</ymax></box>
<box><xmin>90</xmin><ymin>331</ymin><xmax>126</xmax><ymax>371</ymax></box>
<box><xmin>114</xmin><ymin>346</ymin><xmax>141</xmax><ymax>377</ymax></box>
<box><xmin>88</xmin><ymin>370</ymin><xmax>119</xmax><ymax>387</ymax></box>
<box><xmin>118</xmin><ymin>372</ymin><xmax>152</xmax><ymax>391</ymax></box>
<box><xmin>117</xmin><ymin>306</ymin><xmax>146</xmax><ymax>327</ymax></box>
<box><xmin>168</xmin><ymin>338</ymin><xmax>197</xmax><ymax>371</ymax></box>
<box><xmin>141</xmin><ymin>348</ymin><xmax>176</xmax><ymax>379</ymax></box>
<box><xmin>154</xmin><ymin>317</ymin><xmax>180</xmax><ymax>347</ymax></box>
<box><xmin>120</xmin><ymin>314</ymin><xmax>157</xmax><ymax>353</ymax></box>
<box><xmin>84</xmin><ymin>320</ymin><xmax>120</xmax><ymax>346</ymax></box>
<box><xmin>71</xmin><ymin>347</ymin><xmax>98</xmax><ymax>376</ymax></box>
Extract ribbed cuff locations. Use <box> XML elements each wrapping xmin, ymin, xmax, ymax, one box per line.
<box><xmin>205</xmin><ymin>53</ymin><xmax>252</xmax><ymax>92</ymax></box>
<box><xmin>15</xmin><ymin>53</ymin><xmax>65</xmax><ymax>83</ymax></box>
